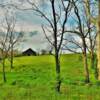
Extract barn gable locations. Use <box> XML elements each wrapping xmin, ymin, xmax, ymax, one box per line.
<box><xmin>22</xmin><ymin>48</ymin><xmax>37</xmax><ymax>56</ymax></box>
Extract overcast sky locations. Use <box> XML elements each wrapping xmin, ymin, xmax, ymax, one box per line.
<box><xmin>0</xmin><ymin>0</ymin><xmax>96</xmax><ymax>53</ymax></box>
<box><xmin>0</xmin><ymin>0</ymin><xmax>52</xmax><ymax>51</ymax></box>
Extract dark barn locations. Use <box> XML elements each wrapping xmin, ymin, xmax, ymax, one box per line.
<box><xmin>22</xmin><ymin>48</ymin><xmax>37</xmax><ymax>56</ymax></box>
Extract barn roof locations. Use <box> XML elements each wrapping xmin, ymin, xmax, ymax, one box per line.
<box><xmin>22</xmin><ymin>48</ymin><xmax>37</xmax><ymax>55</ymax></box>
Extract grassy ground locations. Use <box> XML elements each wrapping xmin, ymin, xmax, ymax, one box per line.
<box><xmin>0</xmin><ymin>54</ymin><xmax>100</xmax><ymax>100</ymax></box>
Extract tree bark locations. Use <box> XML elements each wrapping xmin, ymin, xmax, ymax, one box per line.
<box><xmin>90</xmin><ymin>50</ymin><xmax>95</xmax><ymax>69</ymax></box>
<box><xmin>51</xmin><ymin>0</ymin><xmax>61</xmax><ymax>92</ymax></box>
<box><xmin>82</xmin><ymin>38</ymin><xmax>90</xmax><ymax>83</ymax></box>
<box><xmin>2</xmin><ymin>58</ymin><xmax>6</xmax><ymax>83</ymax></box>
<box><xmin>55</xmin><ymin>52</ymin><xmax>61</xmax><ymax>92</ymax></box>
<box><xmin>97</xmin><ymin>0</ymin><xmax>100</xmax><ymax>80</ymax></box>
<box><xmin>10</xmin><ymin>45</ymin><xmax>14</xmax><ymax>70</ymax></box>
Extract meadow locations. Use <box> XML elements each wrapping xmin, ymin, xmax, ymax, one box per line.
<box><xmin>0</xmin><ymin>54</ymin><xmax>100</xmax><ymax>100</ymax></box>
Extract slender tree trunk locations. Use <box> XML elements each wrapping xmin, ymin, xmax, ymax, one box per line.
<box><xmin>90</xmin><ymin>50</ymin><xmax>95</xmax><ymax>69</ymax></box>
<box><xmin>89</xmin><ymin>23</ymin><xmax>95</xmax><ymax>69</ymax></box>
<box><xmin>97</xmin><ymin>0</ymin><xmax>100</xmax><ymax>80</ymax></box>
<box><xmin>95</xmin><ymin>54</ymin><xmax>98</xmax><ymax>79</ymax></box>
<box><xmin>2</xmin><ymin>58</ymin><xmax>6</xmax><ymax>83</ymax></box>
<box><xmin>55</xmin><ymin>51</ymin><xmax>61</xmax><ymax>92</ymax></box>
<box><xmin>51</xmin><ymin>0</ymin><xmax>61</xmax><ymax>92</ymax></box>
<box><xmin>82</xmin><ymin>38</ymin><xmax>90</xmax><ymax>83</ymax></box>
<box><xmin>10</xmin><ymin>46</ymin><xmax>14</xmax><ymax>70</ymax></box>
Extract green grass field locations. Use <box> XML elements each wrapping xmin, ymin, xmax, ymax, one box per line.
<box><xmin>0</xmin><ymin>54</ymin><xmax>100</xmax><ymax>100</ymax></box>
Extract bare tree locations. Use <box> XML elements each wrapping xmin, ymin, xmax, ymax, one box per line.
<box><xmin>8</xmin><ymin>22</ymin><xmax>23</xmax><ymax>70</ymax></box>
<box><xmin>3</xmin><ymin>7</ymin><xmax>24</xmax><ymax>71</ymax></box>
<box><xmin>84</xmin><ymin>0</ymin><xmax>100</xmax><ymax>79</ymax></box>
<box><xmin>22</xmin><ymin>0</ymin><xmax>72</xmax><ymax>92</ymax></box>
<box><xmin>63</xmin><ymin>0</ymin><xmax>91</xmax><ymax>83</ymax></box>
<box><xmin>0</xmin><ymin>6</ymin><xmax>24</xmax><ymax>82</ymax></box>
<box><xmin>83</xmin><ymin>0</ymin><xmax>97</xmax><ymax>70</ymax></box>
<box><xmin>0</xmin><ymin>16</ymin><xmax>11</xmax><ymax>82</ymax></box>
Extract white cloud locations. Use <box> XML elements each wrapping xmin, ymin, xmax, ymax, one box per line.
<box><xmin>15</xmin><ymin>21</ymin><xmax>42</xmax><ymax>32</ymax></box>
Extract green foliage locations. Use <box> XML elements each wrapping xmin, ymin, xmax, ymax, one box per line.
<box><xmin>0</xmin><ymin>54</ymin><xmax>100</xmax><ymax>100</ymax></box>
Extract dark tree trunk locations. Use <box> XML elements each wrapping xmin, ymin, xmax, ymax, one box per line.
<box><xmin>94</xmin><ymin>54</ymin><xmax>98</xmax><ymax>79</ymax></box>
<box><xmin>10</xmin><ymin>46</ymin><xmax>14</xmax><ymax>70</ymax></box>
<box><xmin>55</xmin><ymin>52</ymin><xmax>61</xmax><ymax>92</ymax></box>
<box><xmin>82</xmin><ymin>38</ymin><xmax>90</xmax><ymax>83</ymax></box>
<box><xmin>2</xmin><ymin>59</ymin><xmax>6</xmax><ymax>83</ymax></box>
<box><xmin>90</xmin><ymin>50</ymin><xmax>95</xmax><ymax>69</ymax></box>
<box><xmin>51</xmin><ymin>0</ymin><xmax>61</xmax><ymax>92</ymax></box>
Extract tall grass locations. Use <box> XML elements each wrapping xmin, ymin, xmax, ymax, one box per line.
<box><xmin>0</xmin><ymin>54</ymin><xmax>100</xmax><ymax>100</ymax></box>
